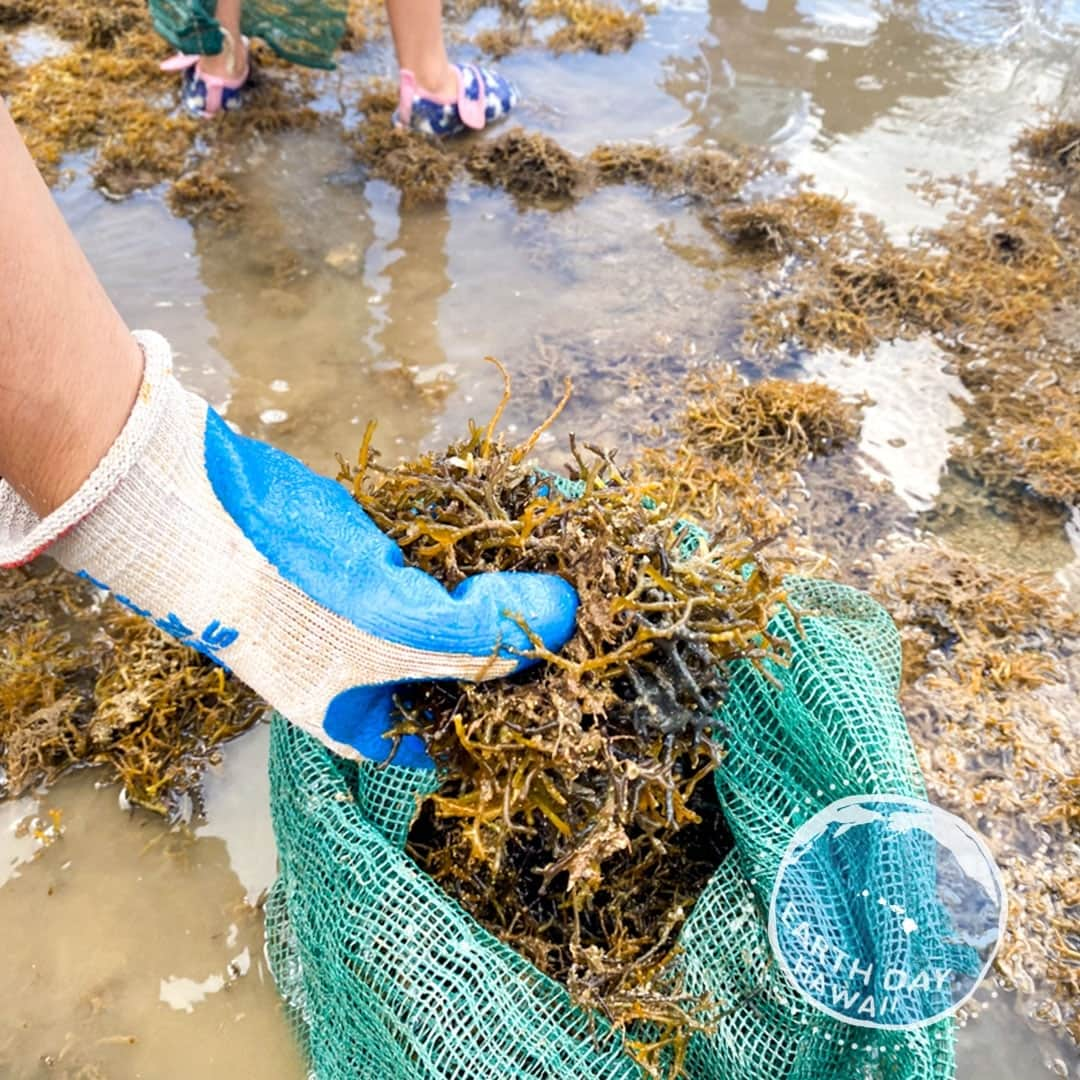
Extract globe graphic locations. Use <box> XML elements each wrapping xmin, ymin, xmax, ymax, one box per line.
<box><xmin>768</xmin><ymin>795</ymin><xmax>1006</xmax><ymax>1029</ymax></box>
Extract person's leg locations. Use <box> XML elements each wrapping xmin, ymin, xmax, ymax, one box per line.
<box><xmin>198</xmin><ymin>0</ymin><xmax>245</xmax><ymax>80</ymax></box>
<box><xmin>386</xmin><ymin>0</ymin><xmax>518</xmax><ymax>135</ymax></box>
<box><xmin>0</xmin><ymin>106</ymin><xmax>142</xmax><ymax>517</ymax></box>
<box><xmin>385</xmin><ymin>0</ymin><xmax>456</xmax><ymax>100</ymax></box>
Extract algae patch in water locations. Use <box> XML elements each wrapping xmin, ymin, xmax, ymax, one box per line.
<box><xmin>734</xmin><ymin>128</ymin><xmax>1080</xmax><ymax>512</ymax></box>
<box><xmin>0</xmin><ymin>565</ymin><xmax>263</xmax><ymax>815</ymax></box>
<box><xmin>339</xmin><ymin>0</ymin><xmax>390</xmax><ymax>51</ymax></box>
<box><xmin>712</xmin><ymin>192</ymin><xmax>854</xmax><ymax>257</ymax></box>
<box><xmin>457</xmin><ymin>0</ymin><xmax>648</xmax><ymax>58</ymax></box>
<box><xmin>533</xmin><ymin>0</ymin><xmax>644</xmax><ymax>54</ymax></box>
<box><xmin>466</xmin><ymin>127</ymin><xmax>586</xmax><ymax>203</ymax></box>
<box><xmin>167</xmin><ymin>165</ymin><xmax>244</xmax><ymax>223</ymax></box>
<box><xmin>473</xmin><ymin>24</ymin><xmax>528</xmax><ymax>59</ymax></box>
<box><xmin>0</xmin><ymin>38</ymin><xmax>20</xmax><ymax>92</ymax></box>
<box><xmin>739</xmin><ymin>175</ymin><xmax>1076</xmax><ymax>355</ymax></box>
<box><xmin>870</xmin><ymin>541</ymin><xmax>1080</xmax><ymax>1045</ymax></box>
<box><xmin>678</xmin><ymin>367</ymin><xmax>865</xmax><ymax>471</ymax></box>
<box><xmin>349</xmin><ymin>93</ymin><xmax>763</xmax><ymax>211</ymax></box>
<box><xmin>337</xmin><ymin>370</ymin><xmax>796</xmax><ymax>1076</ymax></box>
<box><xmin>1018</xmin><ymin>120</ymin><xmax>1080</xmax><ymax>182</ymax></box>
<box><xmin>956</xmin><ymin>372</ymin><xmax>1080</xmax><ymax>507</ymax></box>
<box><xmin>590</xmin><ymin>142</ymin><xmax>758</xmax><ymax>204</ymax></box>
<box><xmin>353</xmin><ymin>85</ymin><xmax>458</xmax><ymax>205</ymax></box>
<box><xmin>6</xmin><ymin>0</ymin><xmax>319</xmax><ymax>201</ymax></box>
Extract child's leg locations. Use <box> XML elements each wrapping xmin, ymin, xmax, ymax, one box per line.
<box><xmin>385</xmin><ymin>0</ymin><xmax>456</xmax><ymax>100</ymax></box>
<box><xmin>200</xmin><ymin>0</ymin><xmax>244</xmax><ymax>79</ymax></box>
<box><xmin>387</xmin><ymin>0</ymin><xmax>518</xmax><ymax>134</ymax></box>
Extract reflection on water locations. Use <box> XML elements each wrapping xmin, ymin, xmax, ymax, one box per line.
<box><xmin>6</xmin><ymin>0</ymin><xmax>1078</xmax><ymax>1075</ymax></box>
<box><xmin>801</xmin><ymin>338</ymin><xmax>971</xmax><ymax>512</ymax></box>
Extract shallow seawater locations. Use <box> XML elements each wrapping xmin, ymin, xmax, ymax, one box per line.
<box><xmin>4</xmin><ymin>0</ymin><xmax>1080</xmax><ymax>1076</ymax></box>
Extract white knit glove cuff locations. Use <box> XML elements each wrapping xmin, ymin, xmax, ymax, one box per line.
<box><xmin>0</xmin><ymin>332</ymin><xmax>577</xmax><ymax>765</ymax></box>
<box><xmin>0</xmin><ymin>331</ymin><xmax>177</xmax><ymax>568</ymax></box>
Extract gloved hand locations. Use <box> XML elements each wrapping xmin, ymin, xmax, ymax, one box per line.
<box><xmin>0</xmin><ymin>331</ymin><xmax>578</xmax><ymax>768</ymax></box>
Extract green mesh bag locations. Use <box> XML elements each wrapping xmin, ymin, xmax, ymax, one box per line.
<box><xmin>149</xmin><ymin>0</ymin><xmax>348</xmax><ymax>69</ymax></box>
<box><xmin>264</xmin><ymin>577</ymin><xmax>957</xmax><ymax>1078</ymax></box>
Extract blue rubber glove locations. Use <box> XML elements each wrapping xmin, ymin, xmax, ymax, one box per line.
<box><xmin>0</xmin><ymin>332</ymin><xmax>578</xmax><ymax>767</ymax></box>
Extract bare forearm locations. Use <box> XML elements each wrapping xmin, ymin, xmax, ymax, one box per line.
<box><xmin>0</xmin><ymin>103</ymin><xmax>142</xmax><ymax>516</ymax></box>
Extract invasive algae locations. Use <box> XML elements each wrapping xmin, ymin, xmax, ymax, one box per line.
<box><xmin>8</xmin><ymin>23</ymin><xmax>189</xmax><ymax>189</ymax></box>
<box><xmin>1018</xmin><ymin>120</ymin><xmax>1080</xmax><ymax>182</ymax></box>
<box><xmin>712</xmin><ymin>192</ymin><xmax>854</xmax><ymax>257</ymax></box>
<box><xmin>533</xmin><ymin>0</ymin><xmax>644</xmax><ymax>55</ymax></box>
<box><xmin>466</xmin><ymin>127</ymin><xmax>586</xmax><ymax>203</ymax></box>
<box><xmin>0</xmin><ymin>0</ymin><xmax>143</xmax><ymax>42</ymax></box>
<box><xmin>353</xmin><ymin>85</ymin><xmax>459</xmax><ymax>205</ymax></box>
<box><xmin>741</xmin><ymin>175</ymin><xmax>1077</xmax><ymax>356</ymax></box>
<box><xmin>5</xmin><ymin>0</ymin><xmax>665</xmax><ymax>211</ymax></box>
<box><xmin>337</xmin><ymin>373</ymin><xmax>791</xmax><ymax>1073</ymax></box>
<box><xmin>590</xmin><ymin>142</ymin><xmax>758</xmax><ymax>203</ymax></box>
<box><xmin>955</xmin><ymin>371</ymin><xmax>1080</xmax><ymax>506</ymax></box>
<box><xmin>870</xmin><ymin>541</ymin><xmax>1080</xmax><ymax>1044</ymax></box>
<box><xmin>590</xmin><ymin>142</ymin><xmax>682</xmax><ymax>188</ymax></box>
<box><xmin>678</xmin><ymin>367</ymin><xmax>865</xmax><ymax>471</ymax></box>
<box><xmin>346</xmin><ymin>98</ymin><xmax>763</xmax><ymax>210</ymax></box>
<box><xmin>0</xmin><ymin>38</ymin><xmax>19</xmax><ymax>92</ymax></box>
<box><xmin>339</xmin><ymin>0</ymin><xmax>390</xmax><ymax>51</ymax></box>
<box><xmin>0</xmin><ymin>565</ymin><xmax>263</xmax><ymax>815</ymax></box>
<box><xmin>473</xmin><ymin>24</ymin><xmax>529</xmax><ymax>60</ymax></box>
<box><xmin>167</xmin><ymin>164</ymin><xmax>245</xmax><ymax>223</ymax></box>
<box><xmin>730</xmin><ymin>128</ymin><xmax>1080</xmax><ymax>522</ymax></box>
<box><xmin>460</xmin><ymin>0</ymin><xmax>647</xmax><ymax>57</ymax></box>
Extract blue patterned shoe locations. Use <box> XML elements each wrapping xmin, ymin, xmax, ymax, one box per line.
<box><xmin>160</xmin><ymin>32</ymin><xmax>250</xmax><ymax>118</ymax></box>
<box><xmin>394</xmin><ymin>64</ymin><xmax>519</xmax><ymax>137</ymax></box>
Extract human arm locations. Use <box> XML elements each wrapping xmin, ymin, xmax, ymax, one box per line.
<box><xmin>0</xmin><ymin>103</ymin><xmax>577</xmax><ymax>768</ymax></box>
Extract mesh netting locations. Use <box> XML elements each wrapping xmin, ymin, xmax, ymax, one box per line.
<box><xmin>264</xmin><ymin>577</ymin><xmax>957</xmax><ymax>1079</ymax></box>
<box><xmin>149</xmin><ymin>0</ymin><xmax>348</xmax><ymax>69</ymax></box>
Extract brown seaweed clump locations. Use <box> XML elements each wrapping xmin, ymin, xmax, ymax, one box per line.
<box><xmin>0</xmin><ymin>565</ymin><xmax>264</xmax><ymax>815</ymax></box>
<box><xmin>730</xmin><ymin>150</ymin><xmax>1080</xmax><ymax>517</ymax></box>
<box><xmin>590</xmin><ymin>142</ymin><xmax>758</xmax><ymax>204</ymax></box>
<box><xmin>466</xmin><ymin>127</ymin><xmax>586</xmax><ymax>203</ymax></box>
<box><xmin>1018</xmin><ymin>120</ymin><xmax>1080</xmax><ymax>183</ymax></box>
<box><xmin>955</xmin><ymin>372</ymin><xmax>1080</xmax><ymax>507</ymax></box>
<box><xmin>740</xmin><ymin>177</ymin><xmax>1078</xmax><ymax>356</ymax></box>
<box><xmin>339</xmin><ymin>0</ymin><xmax>390</xmax><ymax>50</ymax></box>
<box><xmin>7</xmin><ymin>18</ymin><xmax>196</xmax><ymax>190</ymax></box>
<box><xmin>533</xmin><ymin>0</ymin><xmax>645</xmax><ymax>54</ymax></box>
<box><xmin>350</xmin><ymin>110</ymin><xmax>761</xmax><ymax>209</ymax></box>
<box><xmin>871</xmin><ymin>541</ymin><xmax>1080</xmax><ymax>1044</ymax></box>
<box><xmin>679</xmin><ymin>367</ymin><xmax>865</xmax><ymax>471</ymax></box>
<box><xmin>167</xmin><ymin>165</ymin><xmax>245</xmax><ymax>223</ymax></box>
<box><xmin>337</xmin><ymin>374</ymin><xmax>791</xmax><ymax>1074</ymax></box>
<box><xmin>473</xmin><ymin>24</ymin><xmax>530</xmax><ymax>59</ymax></box>
<box><xmin>2</xmin><ymin>0</ymin><xmax>199</xmax><ymax>191</ymax></box>
<box><xmin>353</xmin><ymin>86</ymin><xmax>459</xmax><ymax>205</ymax></box>
<box><xmin>640</xmin><ymin>366</ymin><xmax>888</xmax><ymax>569</ymax></box>
<box><xmin>0</xmin><ymin>38</ymin><xmax>20</xmax><ymax>93</ymax></box>
<box><xmin>713</xmin><ymin>192</ymin><xmax>854</xmax><ymax>257</ymax></box>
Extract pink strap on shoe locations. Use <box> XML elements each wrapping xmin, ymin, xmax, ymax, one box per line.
<box><xmin>198</xmin><ymin>63</ymin><xmax>250</xmax><ymax>114</ymax></box>
<box><xmin>455</xmin><ymin>64</ymin><xmax>486</xmax><ymax>131</ymax></box>
<box><xmin>160</xmin><ymin>53</ymin><xmax>199</xmax><ymax>72</ymax></box>
<box><xmin>398</xmin><ymin>68</ymin><xmax>418</xmax><ymax>128</ymax></box>
<box><xmin>161</xmin><ymin>30</ymin><xmax>249</xmax><ymax>116</ymax></box>
<box><xmin>398</xmin><ymin>65</ymin><xmax>487</xmax><ymax>131</ymax></box>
